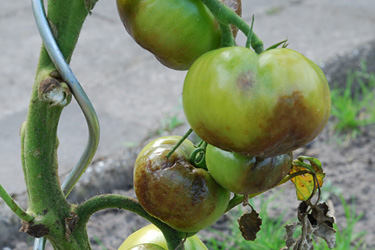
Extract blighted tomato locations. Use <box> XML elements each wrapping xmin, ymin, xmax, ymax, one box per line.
<box><xmin>183</xmin><ymin>47</ymin><xmax>331</xmax><ymax>157</ymax></box>
<box><xmin>206</xmin><ymin>145</ymin><xmax>292</xmax><ymax>194</ymax></box>
<box><xmin>133</xmin><ymin>136</ymin><xmax>230</xmax><ymax>232</ymax></box>
<box><xmin>116</xmin><ymin>0</ymin><xmax>241</xmax><ymax>70</ymax></box>
<box><xmin>119</xmin><ymin>224</ymin><xmax>208</xmax><ymax>250</ymax></box>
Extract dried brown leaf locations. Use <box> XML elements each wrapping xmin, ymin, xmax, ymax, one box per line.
<box><xmin>237</xmin><ymin>208</ymin><xmax>262</xmax><ymax>241</ymax></box>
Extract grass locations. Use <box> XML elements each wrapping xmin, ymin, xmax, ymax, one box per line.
<box><xmin>330</xmin><ymin>61</ymin><xmax>375</xmax><ymax>139</ymax></box>
<box><xmin>203</xmin><ymin>191</ymin><xmax>368</xmax><ymax>250</ymax></box>
<box><xmin>157</xmin><ymin>114</ymin><xmax>185</xmax><ymax>134</ymax></box>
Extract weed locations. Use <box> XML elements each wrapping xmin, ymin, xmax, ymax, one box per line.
<box><xmin>330</xmin><ymin>61</ymin><xmax>375</xmax><ymax>139</ymax></box>
<box><xmin>157</xmin><ymin>114</ymin><xmax>185</xmax><ymax>134</ymax></box>
<box><xmin>92</xmin><ymin>235</ymin><xmax>107</xmax><ymax>250</ymax></box>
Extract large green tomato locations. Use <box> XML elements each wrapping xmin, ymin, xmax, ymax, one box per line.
<box><xmin>116</xmin><ymin>0</ymin><xmax>241</xmax><ymax>70</ymax></box>
<box><xmin>133</xmin><ymin>136</ymin><xmax>230</xmax><ymax>232</ymax></box>
<box><xmin>118</xmin><ymin>224</ymin><xmax>208</xmax><ymax>250</ymax></box>
<box><xmin>206</xmin><ymin>145</ymin><xmax>292</xmax><ymax>195</ymax></box>
<box><xmin>183</xmin><ymin>47</ymin><xmax>331</xmax><ymax>157</ymax></box>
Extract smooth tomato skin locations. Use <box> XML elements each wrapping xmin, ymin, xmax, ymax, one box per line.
<box><xmin>127</xmin><ymin>243</ymin><xmax>165</xmax><ymax>250</ymax></box>
<box><xmin>116</xmin><ymin>0</ymin><xmax>221</xmax><ymax>70</ymax></box>
<box><xmin>119</xmin><ymin>224</ymin><xmax>208</xmax><ymax>250</ymax></box>
<box><xmin>133</xmin><ymin>136</ymin><xmax>230</xmax><ymax>232</ymax></box>
<box><xmin>206</xmin><ymin>145</ymin><xmax>292</xmax><ymax>194</ymax></box>
<box><xmin>183</xmin><ymin>47</ymin><xmax>331</xmax><ymax>157</ymax></box>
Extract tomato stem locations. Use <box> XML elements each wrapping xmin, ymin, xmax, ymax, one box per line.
<box><xmin>166</xmin><ymin>128</ymin><xmax>193</xmax><ymax>159</ymax></box>
<box><xmin>201</xmin><ymin>0</ymin><xmax>264</xmax><ymax>53</ymax></box>
<box><xmin>219</xmin><ymin>23</ymin><xmax>236</xmax><ymax>47</ymax></box>
<box><xmin>76</xmin><ymin>194</ymin><xmax>187</xmax><ymax>250</ymax></box>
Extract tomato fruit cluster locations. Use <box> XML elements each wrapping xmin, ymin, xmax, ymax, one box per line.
<box><xmin>116</xmin><ymin>0</ymin><xmax>241</xmax><ymax>70</ymax></box>
<box><xmin>183</xmin><ymin>46</ymin><xmax>331</xmax><ymax>158</ymax></box>
<box><xmin>133</xmin><ymin>136</ymin><xmax>230</xmax><ymax>232</ymax></box>
<box><xmin>119</xmin><ymin>224</ymin><xmax>207</xmax><ymax>250</ymax></box>
<box><xmin>121</xmin><ymin>0</ymin><xmax>331</xmax><ymax>246</ymax></box>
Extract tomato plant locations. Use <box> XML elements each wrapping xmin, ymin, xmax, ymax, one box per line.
<box><xmin>119</xmin><ymin>224</ymin><xmax>208</xmax><ymax>250</ymax></box>
<box><xmin>133</xmin><ymin>136</ymin><xmax>230</xmax><ymax>232</ymax></box>
<box><xmin>0</xmin><ymin>0</ymin><xmax>335</xmax><ymax>249</ymax></box>
<box><xmin>206</xmin><ymin>144</ymin><xmax>292</xmax><ymax>194</ymax></box>
<box><xmin>183</xmin><ymin>46</ymin><xmax>331</xmax><ymax>158</ymax></box>
<box><xmin>116</xmin><ymin>0</ymin><xmax>241</xmax><ymax>70</ymax></box>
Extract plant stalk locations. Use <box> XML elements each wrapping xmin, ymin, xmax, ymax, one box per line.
<box><xmin>76</xmin><ymin>194</ymin><xmax>187</xmax><ymax>250</ymax></box>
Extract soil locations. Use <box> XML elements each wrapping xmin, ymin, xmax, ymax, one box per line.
<box><xmin>3</xmin><ymin>41</ymin><xmax>375</xmax><ymax>250</ymax></box>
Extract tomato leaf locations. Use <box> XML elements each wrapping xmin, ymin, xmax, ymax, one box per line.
<box><xmin>237</xmin><ymin>206</ymin><xmax>262</xmax><ymax>241</ymax></box>
<box><xmin>290</xmin><ymin>156</ymin><xmax>325</xmax><ymax>201</ymax></box>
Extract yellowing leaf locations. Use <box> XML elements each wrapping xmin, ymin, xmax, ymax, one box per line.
<box><xmin>290</xmin><ymin>156</ymin><xmax>325</xmax><ymax>201</ymax></box>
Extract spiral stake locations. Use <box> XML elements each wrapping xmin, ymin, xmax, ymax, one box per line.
<box><xmin>31</xmin><ymin>0</ymin><xmax>100</xmax><ymax>249</ymax></box>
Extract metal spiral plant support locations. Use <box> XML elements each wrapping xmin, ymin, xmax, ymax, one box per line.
<box><xmin>31</xmin><ymin>0</ymin><xmax>100</xmax><ymax>249</ymax></box>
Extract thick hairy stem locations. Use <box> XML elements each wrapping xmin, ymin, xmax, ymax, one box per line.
<box><xmin>76</xmin><ymin>194</ymin><xmax>187</xmax><ymax>250</ymax></box>
<box><xmin>21</xmin><ymin>0</ymin><xmax>93</xmax><ymax>248</ymax></box>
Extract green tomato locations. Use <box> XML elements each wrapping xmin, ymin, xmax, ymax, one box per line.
<box><xmin>183</xmin><ymin>47</ymin><xmax>331</xmax><ymax>157</ymax></box>
<box><xmin>206</xmin><ymin>145</ymin><xmax>292</xmax><ymax>194</ymax></box>
<box><xmin>116</xmin><ymin>0</ymin><xmax>241</xmax><ymax>70</ymax></box>
<box><xmin>127</xmin><ymin>243</ymin><xmax>165</xmax><ymax>250</ymax></box>
<box><xmin>118</xmin><ymin>224</ymin><xmax>208</xmax><ymax>250</ymax></box>
<box><xmin>133</xmin><ymin>136</ymin><xmax>230</xmax><ymax>232</ymax></box>
<box><xmin>116</xmin><ymin>0</ymin><xmax>220</xmax><ymax>70</ymax></box>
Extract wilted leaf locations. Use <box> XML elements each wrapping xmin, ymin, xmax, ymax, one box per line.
<box><xmin>310</xmin><ymin>201</ymin><xmax>337</xmax><ymax>248</ymax></box>
<box><xmin>284</xmin><ymin>201</ymin><xmax>336</xmax><ymax>250</ymax></box>
<box><xmin>283</xmin><ymin>200</ymin><xmax>336</xmax><ymax>250</ymax></box>
<box><xmin>237</xmin><ymin>207</ymin><xmax>262</xmax><ymax>241</ymax></box>
<box><xmin>290</xmin><ymin>156</ymin><xmax>325</xmax><ymax>201</ymax></box>
<box><xmin>284</xmin><ymin>223</ymin><xmax>298</xmax><ymax>248</ymax></box>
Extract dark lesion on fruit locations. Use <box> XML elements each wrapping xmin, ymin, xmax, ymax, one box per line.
<box><xmin>254</xmin><ymin>91</ymin><xmax>315</xmax><ymax>157</ymax></box>
<box><xmin>236</xmin><ymin>71</ymin><xmax>257</xmax><ymax>91</ymax></box>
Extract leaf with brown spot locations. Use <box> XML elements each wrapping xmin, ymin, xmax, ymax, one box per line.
<box><xmin>290</xmin><ymin>156</ymin><xmax>325</xmax><ymax>201</ymax></box>
<box><xmin>237</xmin><ymin>207</ymin><xmax>262</xmax><ymax>241</ymax></box>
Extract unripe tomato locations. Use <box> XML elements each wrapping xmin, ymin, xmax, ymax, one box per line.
<box><xmin>127</xmin><ymin>243</ymin><xmax>165</xmax><ymax>250</ymax></box>
<box><xmin>119</xmin><ymin>224</ymin><xmax>208</xmax><ymax>250</ymax></box>
<box><xmin>116</xmin><ymin>0</ymin><xmax>241</xmax><ymax>70</ymax></box>
<box><xmin>206</xmin><ymin>145</ymin><xmax>292</xmax><ymax>194</ymax></box>
<box><xmin>133</xmin><ymin>136</ymin><xmax>230</xmax><ymax>232</ymax></box>
<box><xmin>183</xmin><ymin>47</ymin><xmax>331</xmax><ymax>157</ymax></box>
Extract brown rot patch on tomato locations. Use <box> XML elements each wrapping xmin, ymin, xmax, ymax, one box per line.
<box><xmin>134</xmin><ymin>158</ymin><xmax>215</xmax><ymax>230</ymax></box>
<box><xmin>236</xmin><ymin>71</ymin><xmax>257</xmax><ymax>91</ymax></box>
<box><xmin>252</xmin><ymin>91</ymin><xmax>323</xmax><ymax>157</ymax></box>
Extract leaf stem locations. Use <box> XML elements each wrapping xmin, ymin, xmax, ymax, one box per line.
<box><xmin>0</xmin><ymin>184</ymin><xmax>34</xmax><ymax>222</ymax></box>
